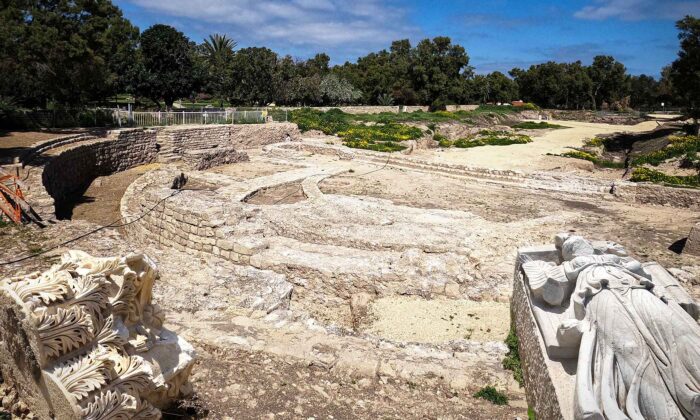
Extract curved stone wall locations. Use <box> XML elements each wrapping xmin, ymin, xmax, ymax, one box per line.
<box><xmin>41</xmin><ymin>128</ymin><xmax>158</xmax><ymax>218</ymax></box>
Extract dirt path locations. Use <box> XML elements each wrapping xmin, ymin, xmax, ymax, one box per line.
<box><xmin>413</xmin><ymin>120</ymin><xmax>661</xmax><ymax>172</ymax></box>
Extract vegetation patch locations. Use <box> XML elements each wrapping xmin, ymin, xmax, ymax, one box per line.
<box><xmin>512</xmin><ymin>121</ymin><xmax>567</xmax><ymax>130</ymax></box>
<box><xmin>502</xmin><ymin>324</ymin><xmax>524</xmax><ymax>387</ymax></box>
<box><xmin>560</xmin><ymin>151</ymin><xmax>625</xmax><ymax>169</ymax></box>
<box><xmin>455</xmin><ymin>131</ymin><xmax>531</xmax><ymax>148</ymax></box>
<box><xmin>473</xmin><ymin>386</ymin><xmax>509</xmax><ymax>406</ymax></box>
<box><xmin>290</xmin><ymin>108</ymin><xmax>422</xmax><ymax>152</ymax></box>
<box><xmin>630</xmin><ymin>135</ymin><xmax>700</xmax><ymax>167</ymax></box>
<box><xmin>630</xmin><ymin>167</ymin><xmax>700</xmax><ymax>188</ymax></box>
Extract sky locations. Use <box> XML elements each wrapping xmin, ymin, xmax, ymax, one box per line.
<box><xmin>114</xmin><ymin>0</ymin><xmax>700</xmax><ymax>77</ymax></box>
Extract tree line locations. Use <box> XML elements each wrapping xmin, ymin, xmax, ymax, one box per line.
<box><xmin>1</xmin><ymin>0</ymin><xmax>698</xmax><ymax>112</ymax></box>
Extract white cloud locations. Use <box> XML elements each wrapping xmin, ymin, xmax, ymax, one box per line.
<box><xmin>574</xmin><ymin>0</ymin><xmax>700</xmax><ymax>21</ymax></box>
<box><xmin>125</xmin><ymin>0</ymin><xmax>416</xmax><ymax>53</ymax></box>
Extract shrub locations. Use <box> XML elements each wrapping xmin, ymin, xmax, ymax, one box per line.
<box><xmin>583</xmin><ymin>137</ymin><xmax>605</xmax><ymax>147</ymax></box>
<box><xmin>630</xmin><ymin>167</ymin><xmax>700</xmax><ymax>188</ymax></box>
<box><xmin>502</xmin><ymin>324</ymin><xmax>523</xmax><ymax>387</ymax></box>
<box><xmin>631</xmin><ymin>135</ymin><xmax>700</xmax><ymax>167</ymax></box>
<box><xmin>513</xmin><ymin>121</ymin><xmax>567</xmax><ymax>130</ymax></box>
<box><xmin>451</xmin><ymin>131</ymin><xmax>532</xmax><ymax>148</ymax></box>
<box><xmin>560</xmin><ymin>151</ymin><xmax>625</xmax><ymax>169</ymax></box>
<box><xmin>473</xmin><ymin>386</ymin><xmax>508</xmax><ymax>405</ymax></box>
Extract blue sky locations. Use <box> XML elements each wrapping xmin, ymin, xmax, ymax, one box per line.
<box><xmin>115</xmin><ymin>0</ymin><xmax>700</xmax><ymax>77</ymax></box>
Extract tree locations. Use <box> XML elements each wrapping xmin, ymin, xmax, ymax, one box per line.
<box><xmin>629</xmin><ymin>75</ymin><xmax>659</xmax><ymax>109</ymax></box>
<box><xmin>135</xmin><ymin>24</ymin><xmax>202</xmax><ymax>109</ymax></box>
<box><xmin>412</xmin><ymin>37</ymin><xmax>471</xmax><ymax>106</ymax></box>
<box><xmin>0</xmin><ymin>0</ymin><xmax>139</xmax><ymax>107</ymax></box>
<box><xmin>200</xmin><ymin>34</ymin><xmax>237</xmax><ymax>106</ymax></box>
<box><xmin>225</xmin><ymin>47</ymin><xmax>278</xmax><ymax>105</ymax></box>
<box><xmin>203</xmin><ymin>34</ymin><xmax>237</xmax><ymax>60</ymax></box>
<box><xmin>484</xmin><ymin>72</ymin><xmax>518</xmax><ymax>103</ymax></box>
<box><xmin>588</xmin><ymin>55</ymin><xmax>629</xmax><ymax>110</ymax></box>
<box><xmin>671</xmin><ymin>16</ymin><xmax>700</xmax><ymax>125</ymax></box>
<box><xmin>319</xmin><ymin>74</ymin><xmax>362</xmax><ymax>105</ymax></box>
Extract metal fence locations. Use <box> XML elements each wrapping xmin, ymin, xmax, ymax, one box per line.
<box><xmin>113</xmin><ymin>109</ymin><xmax>268</xmax><ymax>127</ymax></box>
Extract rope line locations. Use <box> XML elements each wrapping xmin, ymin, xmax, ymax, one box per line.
<box><xmin>1</xmin><ymin>156</ymin><xmax>392</xmax><ymax>266</ymax></box>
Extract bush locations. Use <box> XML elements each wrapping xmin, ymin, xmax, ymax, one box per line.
<box><xmin>502</xmin><ymin>324</ymin><xmax>523</xmax><ymax>387</ymax></box>
<box><xmin>630</xmin><ymin>167</ymin><xmax>700</xmax><ymax>188</ymax></box>
<box><xmin>631</xmin><ymin>135</ymin><xmax>700</xmax><ymax>167</ymax></box>
<box><xmin>450</xmin><ymin>131</ymin><xmax>532</xmax><ymax>148</ymax></box>
<box><xmin>513</xmin><ymin>121</ymin><xmax>566</xmax><ymax>130</ymax></box>
<box><xmin>560</xmin><ymin>151</ymin><xmax>625</xmax><ymax>169</ymax></box>
<box><xmin>473</xmin><ymin>386</ymin><xmax>508</xmax><ymax>405</ymax></box>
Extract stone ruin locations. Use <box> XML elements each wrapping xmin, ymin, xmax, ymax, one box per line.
<box><xmin>0</xmin><ymin>251</ymin><xmax>195</xmax><ymax>419</ymax></box>
<box><xmin>513</xmin><ymin>233</ymin><xmax>700</xmax><ymax>419</ymax></box>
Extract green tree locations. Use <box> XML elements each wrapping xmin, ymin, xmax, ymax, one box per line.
<box><xmin>226</xmin><ymin>47</ymin><xmax>278</xmax><ymax>105</ymax></box>
<box><xmin>412</xmin><ymin>36</ymin><xmax>471</xmax><ymax>106</ymax></box>
<box><xmin>0</xmin><ymin>0</ymin><xmax>139</xmax><ymax>107</ymax></box>
<box><xmin>201</xmin><ymin>34</ymin><xmax>237</xmax><ymax>106</ymax></box>
<box><xmin>629</xmin><ymin>74</ymin><xmax>659</xmax><ymax>109</ymax></box>
<box><xmin>134</xmin><ymin>24</ymin><xmax>202</xmax><ymax>109</ymax></box>
<box><xmin>203</xmin><ymin>34</ymin><xmax>237</xmax><ymax>60</ymax></box>
<box><xmin>588</xmin><ymin>55</ymin><xmax>629</xmax><ymax>110</ymax></box>
<box><xmin>671</xmin><ymin>15</ymin><xmax>700</xmax><ymax>125</ymax></box>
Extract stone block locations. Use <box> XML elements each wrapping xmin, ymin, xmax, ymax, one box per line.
<box><xmin>233</xmin><ymin>237</ymin><xmax>269</xmax><ymax>256</ymax></box>
<box><xmin>684</xmin><ymin>222</ymin><xmax>700</xmax><ymax>256</ymax></box>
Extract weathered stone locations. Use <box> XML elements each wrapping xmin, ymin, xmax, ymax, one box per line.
<box><xmin>0</xmin><ymin>251</ymin><xmax>195</xmax><ymax>420</ymax></box>
<box><xmin>514</xmin><ymin>234</ymin><xmax>700</xmax><ymax>420</ymax></box>
<box><xmin>684</xmin><ymin>222</ymin><xmax>700</xmax><ymax>256</ymax></box>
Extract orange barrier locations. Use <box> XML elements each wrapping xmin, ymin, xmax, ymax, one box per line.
<box><xmin>0</xmin><ymin>174</ymin><xmax>25</xmax><ymax>224</ymax></box>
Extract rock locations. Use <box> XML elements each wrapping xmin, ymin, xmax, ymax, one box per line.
<box><xmin>684</xmin><ymin>222</ymin><xmax>700</xmax><ymax>256</ymax></box>
<box><xmin>350</xmin><ymin>292</ymin><xmax>374</xmax><ymax>330</ymax></box>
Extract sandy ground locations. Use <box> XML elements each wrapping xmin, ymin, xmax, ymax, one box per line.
<box><xmin>365</xmin><ymin>296</ymin><xmax>511</xmax><ymax>343</ymax></box>
<box><xmin>413</xmin><ymin>119</ymin><xmax>662</xmax><ymax>172</ymax></box>
<box><xmin>70</xmin><ymin>163</ymin><xmax>160</xmax><ymax>225</ymax></box>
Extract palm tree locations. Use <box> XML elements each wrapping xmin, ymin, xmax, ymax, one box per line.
<box><xmin>203</xmin><ymin>34</ymin><xmax>237</xmax><ymax>60</ymax></box>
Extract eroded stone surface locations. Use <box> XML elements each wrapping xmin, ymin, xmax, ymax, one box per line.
<box><xmin>0</xmin><ymin>251</ymin><xmax>195</xmax><ymax>419</ymax></box>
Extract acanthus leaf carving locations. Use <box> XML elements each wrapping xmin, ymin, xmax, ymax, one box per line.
<box><xmin>6</xmin><ymin>272</ymin><xmax>70</xmax><ymax>306</ymax></box>
<box><xmin>81</xmin><ymin>390</ymin><xmax>136</xmax><ymax>420</ymax></box>
<box><xmin>110</xmin><ymin>355</ymin><xmax>153</xmax><ymax>396</ymax></box>
<box><xmin>37</xmin><ymin>306</ymin><xmax>94</xmax><ymax>359</ymax></box>
<box><xmin>51</xmin><ymin>351</ymin><xmax>113</xmax><ymax>401</ymax></box>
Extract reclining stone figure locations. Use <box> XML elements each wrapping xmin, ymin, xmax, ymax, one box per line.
<box><xmin>522</xmin><ymin>234</ymin><xmax>700</xmax><ymax>419</ymax></box>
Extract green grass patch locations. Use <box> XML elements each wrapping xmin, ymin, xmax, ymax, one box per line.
<box><xmin>473</xmin><ymin>386</ymin><xmax>509</xmax><ymax>405</ymax></box>
<box><xmin>560</xmin><ymin>151</ymin><xmax>625</xmax><ymax>169</ymax></box>
<box><xmin>450</xmin><ymin>131</ymin><xmax>532</xmax><ymax>148</ymax></box>
<box><xmin>583</xmin><ymin>137</ymin><xmax>606</xmax><ymax>147</ymax></box>
<box><xmin>528</xmin><ymin>407</ymin><xmax>537</xmax><ymax>420</ymax></box>
<box><xmin>630</xmin><ymin>135</ymin><xmax>700</xmax><ymax>167</ymax></box>
<box><xmin>513</xmin><ymin>121</ymin><xmax>567</xmax><ymax>130</ymax></box>
<box><xmin>290</xmin><ymin>108</ymin><xmax>420</xmax><ymax>152</ymax></box>
<box><xmin>630</xmin><ymin>167</ymin><xmax>700</xmax><ymax>188</ymax></box>
<box><xmin>502</xmin><ymin>324</ymin><xmax>524</xmax><ymax>387</ymax></box>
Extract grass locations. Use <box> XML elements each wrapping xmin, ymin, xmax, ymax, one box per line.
<box><xmin>502</xmin><ymin>324</ymin><xmax>524</xmax><ymax>387</ymax></box>
<box><xmin>290</xmin><ymin>108</ymin><xmax>421</xmax><ymax>152</ymax></box>
<box><xmin>452</xmin><ymin>131</ymin><xmax>532</xmax><ymax>148</ymax></box>
<box><xmin>529</xmin><ymin>407</ymin><xmax>537</xmax><ymax>420</ymax></box>
<box><xmin>560</xmin><ymin>151</ymin><xmax>625</xmax><ymax>169</ymax></box>
<box><xmin>473</xmin><ymin>386</ymin><xmax>509</xmax><ymax>405</ymax></box>
<box><xmin>630</xmin><ymin>167</ymin><xmax>700</xmax><ymax>188</ymax></box>
<box><xmin>513</xmin><ymin>121</ymin><xmax>567</xmax><ymax>130</ymax></box>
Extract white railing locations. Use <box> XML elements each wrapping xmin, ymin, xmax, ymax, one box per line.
<box><xmin>112</xmin><ymin>109</ymin><xmax>267</xmax><ymax>127</ymax></box>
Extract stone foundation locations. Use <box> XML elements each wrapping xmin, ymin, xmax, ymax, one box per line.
<box><xmin>182</xmin><ymin>147</ymin><xmax>250</xmax><ymax>171</ymax></box>
<box><xmin>41</xmin><ymin>129</ymin><xmax>157</xmax><ymax>217</ymax></box>
<box><xmin>157</xmin><ymin>123</ymin><xmax>301</xmax><ymax>162</ymax></box>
